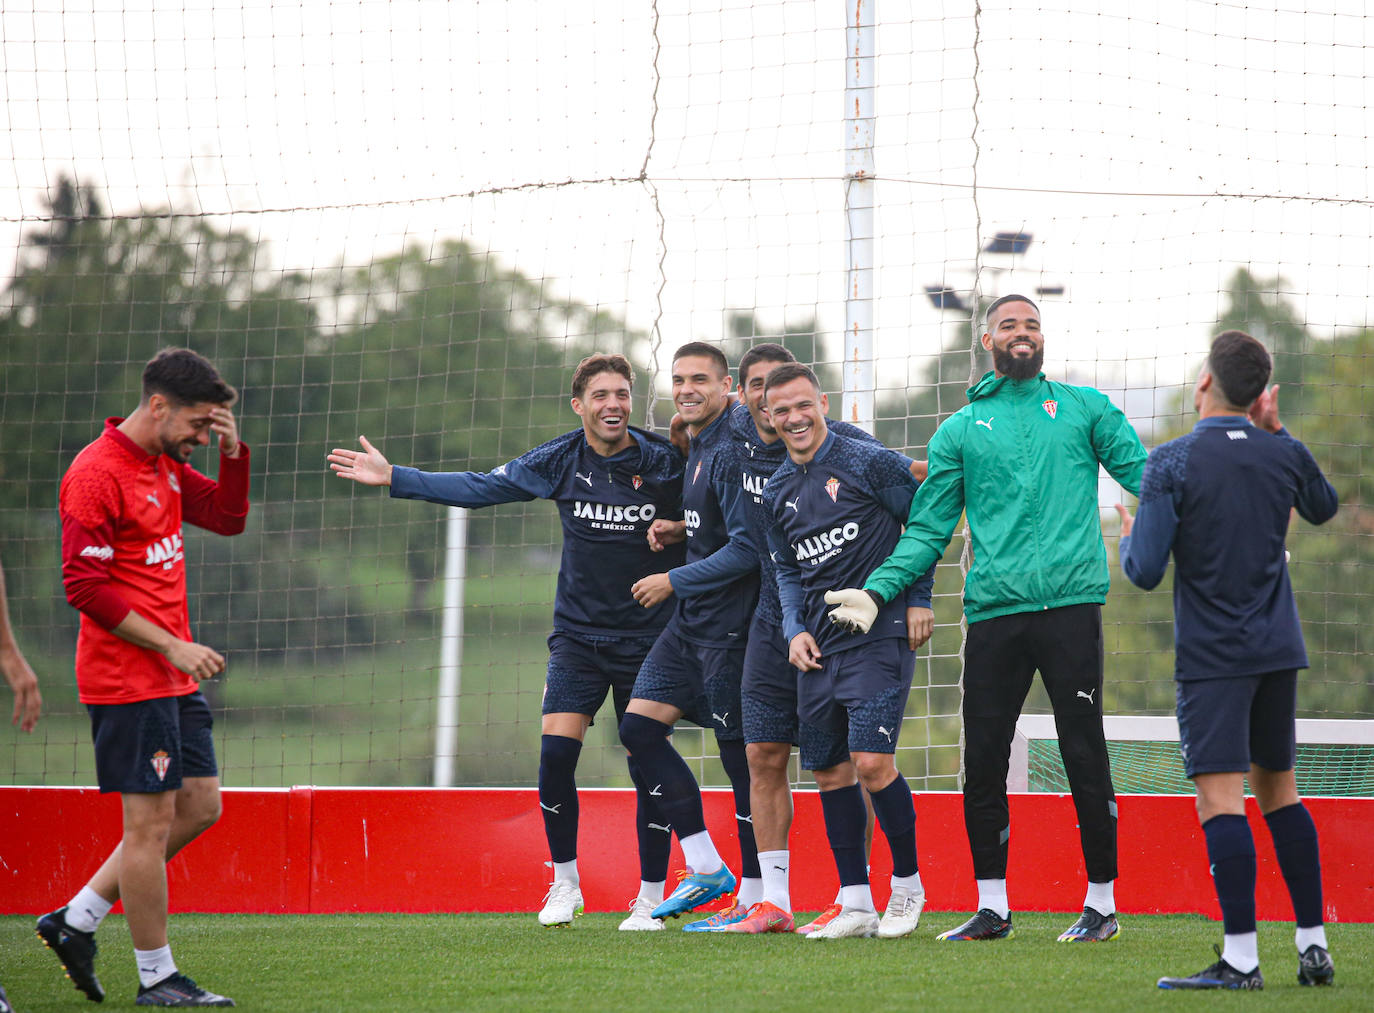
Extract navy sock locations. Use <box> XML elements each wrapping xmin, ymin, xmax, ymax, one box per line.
<box><xmin>717</xmin><ymin>739</ymin><xmax>760</xmax><ymax>879</ymax></box>
<box><xmin>538</xmin><ymin>734</ymin><xmax>582</xmax><ymax>863</ymax></box>
<box><xmin>820</xmin><ymin>783</ymin><xmax>869</xmax><ymax>887</ymax></box>
<box><xmin>869</xmin><ymin>775</ymin><xmax>918</xmax><ymax>878</ymax></box>
<box><xmin>627</xmin><ymin>753</ymin><xmax>672</xmax><ymax>882</ymax></box>
<box><xmin>619</xmin><ymin>712</ymin><xmax>707</xmax><ymax>839</ymax></box>
<box><xmin>1203</xmin><ymin>813</ymin><xmax>1257</xmax><ymax>936</ymax></box>
<box><xmin>1264</xmin><ymin>802</ymin><xmax>1324</xmax><ymax>928</ymax></box>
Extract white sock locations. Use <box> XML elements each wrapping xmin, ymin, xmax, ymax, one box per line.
<box><xmin>1222</xmin><ymin>931</ymin><xmax>1260</xmax><ymax>973</ymax></box>
<box><xmin>65</xmin><ymin>886</ymin><xmax>114</xmax><ymax>934</ymax></box>
<box><xmin>759</xmin><ymin>850</ymin><xmax>791</xmax><ymax>912</ymax></box>
<box><xmin>838</xmin><ymin>883</ymin><xmax>875</xmax><ymax>913</ymax></box>
<box><xmin>552</xmin><ymin>860</ymin><xmax>579</xmax><ymax>886</ymax></box>
<box><xmin>135</xmin><ymin>945</ymin><xmax>176</xmax><ymax>989</ymax></box>
<box><xmin>1084</xmin><ymin>879</ymin><xmax>1115</xmax><ymax>916</ymax></box>
<box><xmin>1295</xmin><ymin>925</ymin><xmax>1328</xmax><ymax>952</ymax></box>
<box><xmin>639</xmin><ymin>880</ymin><xmax>665</xmax><ymax>905</ymax></box>
<box><xmin>976</xmin><ymin>878</ymin><xmax>1010</xmax><ymax>920</ymax></box>
<box><xmin>736</xmin><ymin>876</ymin><xmax>763</xmax><ymax>909</ymax></box>
<box><xmin>891</xmin><ymin>872</ymin><xmax>923</xmax><ymax>895</ymax></box>
<box><xmin>678</xmin><ymin>830</ymin><xmax>723</xmax><ymax>876</ymax></box>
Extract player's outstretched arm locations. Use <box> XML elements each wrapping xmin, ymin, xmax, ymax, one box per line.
<box><xmin>824</xmin><ymin>588</ymin><xmax>881</xmax><ymax>635</ymax></box>
<box><xmin>328</xmin><ymin>435</ymin><xmax>393</xmax><ymax>487</ymax></box>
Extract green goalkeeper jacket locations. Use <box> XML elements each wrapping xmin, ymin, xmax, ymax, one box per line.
<box><xmin>864</xmin><ymin>369</ymin><xmax>1147</xmax><ymax>623</ymax></box>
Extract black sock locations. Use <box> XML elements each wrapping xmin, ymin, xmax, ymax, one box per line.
<box><xmin>538</xmin><ymin>734</ymin><xmax>582</xmax><ymax>863</ymax></box>
<box><xmin>1264</xmin><ymin>802</ymin><xmax>1324</xmax><ymax>928</ymax></box>
<box><xmin>1203</xmin><ymin>813</ymin><xmax>1257</xmax><ymax>936</ymax></box>
<box><xmin>619</xmin><ymin>712</ymin><xmax>707</xmax><ymax>839</ymax></box>
<box><xmin>717</xmin><ymin>739</ymin><xmax>760</xmax><ymax>879</ymax></box>
<box><xmin>869</xmin><ymin>775</ymin><xmax>918</xmax><ymax>878</ymax></box>
<box><xmin>820</xmin><ymin>782</ymin><xmax>869</xmax><ymax>887</ymax></box>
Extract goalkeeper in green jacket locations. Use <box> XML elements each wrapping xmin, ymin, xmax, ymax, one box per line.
<box><xmin>825</xmin><ymin>294</ymin><xmax>1147</xmax><ymax>943</ymax></box>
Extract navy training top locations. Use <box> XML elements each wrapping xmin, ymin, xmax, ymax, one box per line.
<box><xmin>1119</xmin><ymin>416</ymin><xmax>1337</xmax><ymax>680</ymax></box>
<box><xmin>765</xmin><ymin>429</ymin><xmax>935</xmax><ymax>655</ymax></box>
<box><xmin>730</xmin><ymin>401</ymin><xmax>908</xmax><ymax>628</ymax></box>
<box><xmin>389</xmin><ymin>426</ymin><xmax>687</xmax><ymax>638</ymax></box>
<box><xmin>668</xmin><ymin>406</ymin><xmax>761</xmax><ymax>648</ymax></box>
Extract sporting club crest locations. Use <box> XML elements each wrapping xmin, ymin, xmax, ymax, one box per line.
<box><xmin>1043</xmin><ymin>399</ymin><xmax>1058</xmax><ymax>420</ymax></box>
<box><xmin>632</xmin><ymin>474</ymin><xmax>643</xmax><ymax>490</ymax></box>
<box><xmin>150</xmin><ymin>749</ymin><xmax>171</xmax><ymax>782</ymax></box>
<box><xmin>825</xmin><ymin>477</ymin><xmax>840</xmax><ymax>502</ymax></box>
<box><xmin>692</xmin><ymin>460</ymin><xmax>703</xmax><ymax>484</ymax></box>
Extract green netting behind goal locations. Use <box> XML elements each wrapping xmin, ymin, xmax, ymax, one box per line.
<box><xmin>1027</xmin><ymin>740</ymin><xmax>1374</xmax><ymax>797</ymax></box>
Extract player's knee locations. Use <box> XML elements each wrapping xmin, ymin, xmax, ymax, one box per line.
<box><xmin>746</xmin><ymin>742</ymin><xmax>790</xmax><ymax>781</ymax></box>
<box><xmin>853</xmin><ymin>752</ymin><xmax>896</xmax><ymax>788</ymax></box>
<box><xmin>619</xmin><ymin>712</ymin><xmax>670</xmax><ymax>754</ymax></box>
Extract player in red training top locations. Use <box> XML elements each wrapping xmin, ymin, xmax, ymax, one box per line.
<box><xmin>37</xmin><ymin>348</ymin><xmax>248</xmax><ymax>1009</ymax></box>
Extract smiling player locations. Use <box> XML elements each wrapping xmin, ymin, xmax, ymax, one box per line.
<box><xmin>329</xmin><ymin>353</ymin><xmax>686</xmax><ymax>930</ymax></box>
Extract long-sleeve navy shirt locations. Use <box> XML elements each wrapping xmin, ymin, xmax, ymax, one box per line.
<box><xmin>389</xmin><ymin>426</ymin><xmax>687</xmax><ymax>639</ymax></box>
<box><xmin>764</xmin><ymin>430</ymin><xmax>935</xmax><ymax>654</ymax></box>
<box><xmin>1119</xmin><ymin>415</ymin><xmax>1337</xmax><ymax>680</ymax></box>
<box><xmin>668</xmin><ymin>406</ymin><xmax>761</xmax><ymax>648</ymax></box>
<box><xmin>730</xmin><ymin>401</ymin><xmax>908</xmax><ymax>628</ymax></box>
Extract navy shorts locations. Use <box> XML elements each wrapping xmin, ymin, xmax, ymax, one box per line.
<box><xmin>543</xmin><ymin>632</ymin><xmax>656</xmax><ymax>726</ymax></box>
<box><xmin>798</xmin><ymin>638</ymin><xmax>915</xmax><ymax>771</ymax></box>
<box><xmin>87</xmin><ymin>691</ymin><xmax>217</xmax><ymax>794</ymax></box>
<box><xmin>741</xmin><ymin>614</ymin><xmax>799</xmax><ymax>745</ymax></box>
<box><xmin>1176</xmin><ymin>669</ymin><xmax>1298</xmax><ymax>778</ymax></box>
<box><xmin>631</xmin><ymin>626</ymin><xmax>745</xmax><ymax>741</ymax></box>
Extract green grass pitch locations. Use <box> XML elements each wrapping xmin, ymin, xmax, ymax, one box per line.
<box><xmin>2</xmin><ymin>912</ymin><xmax>1368</xmax><ymax>1011</ymax></box>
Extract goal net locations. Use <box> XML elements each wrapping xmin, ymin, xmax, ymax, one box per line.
<box><xmin>1011</xmin><ymin>716</ymin><xmax>1374</xmax><ymax>797</ymax></box>
<box><xmin>1</xmin><ymin>2</ymin><xmax>1369</xmax><ymax>794</ymax></box>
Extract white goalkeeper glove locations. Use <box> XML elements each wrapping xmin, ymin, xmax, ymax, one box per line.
<box><xmin>823</xmin><ymin>588</ymin><xmax>882</xmax><ymax>635</ymax></box>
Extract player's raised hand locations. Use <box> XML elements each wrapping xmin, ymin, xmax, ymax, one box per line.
<box><xmin>788</xmin><ymin>632</ymin><xmax>823</xmax><ymax>672</ymax></box>
<box><xmin>328</xmin><ymin>436</ymin><xmax>393</xmax><ymax>487</ymax></box>
<box><xmin>646</xmin><ymin>518</ymin><xmax>687</xmax><ymax>552</ymax></box>
<box><xmin>824</xmin><ymin>588</ymin><xmax>878</xmax><ymax>635</ymax></box>
<box><xmin>1248</xmin><ymin>383</ymin><xmax>1282</xmax><ymax>433</ymax></box>
<box><xmin>209</xmin><ymin>405</ymin><xmax>241</xmax><ymax>458</ymax></box>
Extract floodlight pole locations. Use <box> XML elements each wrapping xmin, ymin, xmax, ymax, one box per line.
<box><xmin>433</xmin><ymin>505</ymin><xmax>468</xmax><ymax>787</ymax></box>
<box><xmin>843</xmin><ymin>0</ymin><xmax>876</xmax><ymax>434</ymax></box>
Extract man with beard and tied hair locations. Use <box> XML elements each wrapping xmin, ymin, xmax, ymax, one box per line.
<box><xmin>329</xmin><ymin>353</ymin><xmax>685</xmax><ymax>931</ymax></box>
<box><xmin>824</xmin><ymin>295</ymin><xmax>1148</xmax><ymax>943</ymax></box>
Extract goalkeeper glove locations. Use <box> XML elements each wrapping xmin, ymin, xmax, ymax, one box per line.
<box><xmin>823</xmin><ymin>588</ymin><xmax>884</xmax><ymax>634</ymax></box>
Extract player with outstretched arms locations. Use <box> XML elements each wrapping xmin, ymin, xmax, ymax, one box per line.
<box><xmin>825</xmin><ymin>295</ymin><xmax>1147</xmax><ymax>943</ymax></box>
<box><xmin>617</xmin><ymin>341</ymin><xmax>764</xmax><ymax>927</ymax></box>
<box><xmin>760</xmin><ymin>363</ymin><xmax>935</xmax><ymax>939</ymax></box>
<box><xmin>38</xmin><ymin>348</ymin><xmax>247</xmax><ymax>1007</ymax></box>
<box><xmin>329</xmin><ymin>354</ymin><xmax>686</xmax><ymax>930</ymax></box>
<box><xmin>1118</xmin><ymin>332</ymin><xmax>1338</xmax><ymax>990</ymax></box>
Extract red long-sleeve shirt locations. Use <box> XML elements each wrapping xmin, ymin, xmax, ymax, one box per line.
<box><xmin>60</xmin><ymin>418</ymin><xmax>251</xmax><ymax>704</ymax></box>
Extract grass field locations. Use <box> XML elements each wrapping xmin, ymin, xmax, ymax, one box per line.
<box><xmin>2</xmin><ymin>912</ymin><xmax>1369</xmax><ymax>1011</ymax></box>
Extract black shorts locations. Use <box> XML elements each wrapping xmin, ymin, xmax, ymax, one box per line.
<box><xmin>87</xmin><ymin>691</ymin><xmax>217</xmax><ymax>794</ymax></box>
<box><xmin>1176</xmin><ymin>669</ymin><xmax>1298</xmax><ymax>778</ymax></box>
<box><xmin>542</xmin><ymin>632</ymin><xmax>656</xmax><ymax>726</ymax></box>
<box><xmin>631</xmin><ymin>625</ymin><xmax>745</xmax><ymax>741</ymax></box>
<box><xmin>741</xmin><ymin>614</ymin><xmax>799</xmax><ymax>746</ymax></box>
<box><xmin>798</xmin><ymin>638</ymin><xmax>915</xmax><ymax>770</ymax></box>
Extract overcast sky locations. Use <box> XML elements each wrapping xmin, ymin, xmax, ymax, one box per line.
<box><xmin>3</xmin><ymin>0</ymin><xmax>1370</xmax><ymax>417</ymax></box>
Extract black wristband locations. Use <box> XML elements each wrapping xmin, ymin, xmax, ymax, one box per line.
<box><xmin>865</xmin><ymin>589</ymin><xmax>886</xmax><ymax>609</ymax></box>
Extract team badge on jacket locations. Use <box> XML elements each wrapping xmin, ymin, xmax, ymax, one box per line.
<box><xmin>1043</xmin><ymin>399</ymin><xmax>1058</xmax><ymax>419</ymax></box>
<box><xmin>150</xmin><ymin>749</ymin><xmax>171</xmax><ymax>782</ymax></box>
<box><xmin>632</xmin><ymin>475</ymin><xmax>643</xmax><ymax>490</ymax></box>
<box><xmin>825</xmin><ymin>477</ymin><xmax>840</xmax><ymax>502</ymax></box>
<box><xmin>692</xmin><ymin>460</ymin><xmax>703</xmax><ymax>484</ymax></box>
